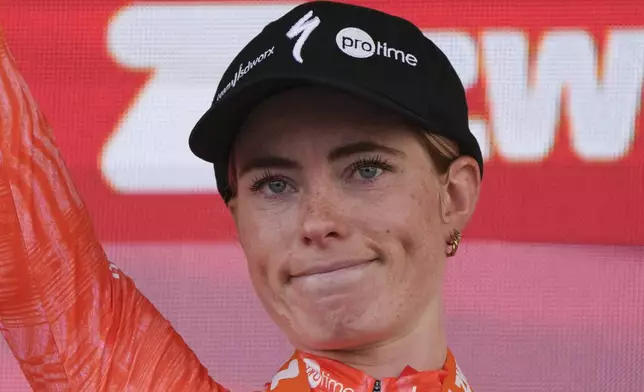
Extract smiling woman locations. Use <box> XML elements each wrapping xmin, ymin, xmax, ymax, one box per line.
<box><xmin>1</xmin><ymin>1</ymin><xmax>481</xmax><ymax>391</ymax></box>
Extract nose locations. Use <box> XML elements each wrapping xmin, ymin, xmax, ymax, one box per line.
<box><xmin>299</xmin><ymin>189</ymin><xmax>348</xmax><ymax>248</ymax></box>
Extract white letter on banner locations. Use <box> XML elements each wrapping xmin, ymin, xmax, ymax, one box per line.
<box><xmin>483</xmin><ymin>30</ymin><xmax>644</xmax><ymax>161</ymax></box>
<box><xmin>103</xmin><ymin>4</ymin><xmax>298</xmax><ymax>193</ymax></box>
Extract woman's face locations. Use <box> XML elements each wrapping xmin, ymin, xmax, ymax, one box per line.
<box><xmin>230</xmin><ymin>87</ymin><xmax>477</xmax><ymax>352</ymax></box>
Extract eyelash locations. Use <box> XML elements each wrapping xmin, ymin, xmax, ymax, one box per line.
<box><xmin>248</xmin><ymin>169</ymin><xmax>285</xmax><ymax>192</ymax></box>
<box><xmin>247</xmin><ymin>156</ymin><xmax>395</xmax><ymax>193</ymax></box>
<box><xmin>348</xmin><ymin>156</ymin><xmax>394</xmax><ymax>178</ymax></box>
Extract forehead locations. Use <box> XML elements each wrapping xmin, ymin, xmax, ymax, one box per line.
<box><xmin>234</xmin><ymin>86</ymin><xmax>417</xmax><ymax>155</ymax></box>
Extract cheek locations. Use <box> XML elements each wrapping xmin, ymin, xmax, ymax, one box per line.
<box><xmin>360</xmin><ymin>178</ymin><xmax>444</xmax><ymax>287</ymax></box>
<box><xmin>237</xmin><ymin>200</ymin><xmax>284</xmax><ymax>252</ymax></box>
<box><xmin>234</xmin><ymin>201</ymin><xmax>297</xmax><ymax>290</ymax></box>
<box><xmin>236</xmin><ymin>218</ymin><xmax>280</xmax><ymax>317</ymax></box>
<box><xmin>234</xmin><ymin>204</ymin><xmax>303</xmax><ymax>332</ymax></box>
<box><xmin>372</xmin><ymin>180</ymin><xmax>442</xmax><ymax>249</ymax></box>
<box><xmin>407</xmin><ymin>184</ymin><xmax>442</xmax><ymax>248</ymax></box>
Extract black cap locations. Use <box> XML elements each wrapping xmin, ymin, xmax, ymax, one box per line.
<box><xmin>189</xmin><ymin>0</ymin><xmax>483</xmax><ymax>201</ymax></box>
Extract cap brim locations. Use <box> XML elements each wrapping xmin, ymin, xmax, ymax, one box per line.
<box><xmin>189</xmin><ymin>73</ymin><xmax>483</xmax><ymax>199</ymax></box>
<box><xmin>190</xmin><ymin>73</ymin><xmax>446</xmax><ymax>163</ymax></box>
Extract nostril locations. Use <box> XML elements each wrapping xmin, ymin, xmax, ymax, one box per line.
<box><xmin>325</xmin><ymin>231</ymin><xmax>340</xmax><ymax>239</ymax></box>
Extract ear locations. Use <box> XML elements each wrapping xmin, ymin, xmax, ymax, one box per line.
<box><xmin>439</xmin><ymin>156</ymin><xmax>481</xmax><ymax>230</ymax></box>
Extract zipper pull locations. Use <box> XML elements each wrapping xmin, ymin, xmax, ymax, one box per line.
<box><xmin>372</xmin><ymin>380</ymin><xmax>381</xmax><ymax>392</ymax></box>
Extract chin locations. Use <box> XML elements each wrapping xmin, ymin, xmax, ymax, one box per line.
<box><xmin>287</xmin><ymin>305</ymin><xmax>387</xmax><ymax>351</ymax></box>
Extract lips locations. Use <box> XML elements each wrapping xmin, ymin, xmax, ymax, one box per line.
<box><xmin>290</xmin><ymin>258</ymin><xmax>376</xmax><ymax>279</ymax></box>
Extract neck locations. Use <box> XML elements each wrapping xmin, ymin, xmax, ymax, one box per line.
<box><xmin>307</xmin><ymin>296</ymin><xmax>447</xmax><ymax>380</ymax></box>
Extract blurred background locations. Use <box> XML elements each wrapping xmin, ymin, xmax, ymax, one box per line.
<box><xmin>1</xmin><ymin>0</ymin><xmax>643</xmax><ymax>391</ymax></box>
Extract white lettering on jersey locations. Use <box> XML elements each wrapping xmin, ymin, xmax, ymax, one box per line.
<box><xmin>286</xmin><ymin>10</ymin><xmax>321</xmax><ymax>63</ymax></box>
<box><xmin>270</xmin><ymin>359</ymin><xmax>299</xmax><ymax>390</ymax></box>
<box><xmin>304</xmin><ymin>358</ymin><xmax>355</xmax><ymax>392</ymax></box>
<box><xmin>303</xmin><ymin>358</ymin><xmax>322</xmax><ymax>388</ymax></box>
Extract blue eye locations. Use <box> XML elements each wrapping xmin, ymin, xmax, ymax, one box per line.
<box><xmin>249</xmin><ymin>170</ymin><xmax>294</xmax><ymax>196</ymax></box>
<box><xmin>266</xmin><ymin>179</ymin><xmax>287</xmax><ymax>194</ymax></box>
<box><xmin>357</xmin><ymin>166</ymin><xmax>383</xmax><ymax>179</ymax></box>
<box><xmin>349</xmin><ymin>156</ymin><xmax>393</xmax><ymax>181</ymax></box>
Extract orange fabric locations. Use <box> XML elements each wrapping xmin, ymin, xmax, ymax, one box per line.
<box><xmin>0</xmin><ymin>29</ymin><xmax>473</xmax><ymax>392</ymax></box>
<box><xmin>0</xmin><ymin>28</ymin><xmax>225</xmax><ymax>392</ymax></box>
<box><xmin>267</xmin><ymin>350</ymin><xmax>472</xmax><ymax>392</ymax></box>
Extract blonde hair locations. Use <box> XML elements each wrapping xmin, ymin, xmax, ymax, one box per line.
<box><xmin>417</xmin><ymin>131</ymin><xmax>460</xmax><ymax>174</ymax></box>
<box><xmin>224</xmin><ymin>130</ymin><xmax>459</xmax><ymax>202</ymax></box>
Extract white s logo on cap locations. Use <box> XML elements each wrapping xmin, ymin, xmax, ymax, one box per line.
<box><xmin>287</xmin><ymin>10</ymin><xmax>321</xmax><ymax>63</ymax></box>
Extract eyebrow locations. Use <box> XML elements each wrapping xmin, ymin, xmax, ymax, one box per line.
<box><xmin>238</xmin><ymin>156</ymin><xmax>301</xmax><ymax>177</ymax></box>
<box><xmin>237</xmin><ymin>141</ymin><xmax>405</xmax><ymax>177</ymax></box>
<box><xmin>327</xmin><ymin>141</ymin><xmax>406</xmax><ymax>161</ymax></box>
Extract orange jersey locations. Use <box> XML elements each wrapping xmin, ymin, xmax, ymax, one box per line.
<box><xmin>267</xmin><ymin>350</ymin><xmax>472</xmax><ymax>392</ymax></box>
<box><xmin>0</xmin><ymin>29</ymin><xmax>473</xmax><ymax>392</ymax></box>
<box><xmin>0</xmin><ymin>29</ymin><xmax>224</xmax><ymax>392</ymax></box>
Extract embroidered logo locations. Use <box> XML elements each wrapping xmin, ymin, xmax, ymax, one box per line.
<box><xmin>335</xmin><ymin>27</ymin><xmax>418</xmax><ymax>66</ymax></box>
<box><xmin>286</xmin><ymin>10</ymin><xmax>321</xmax><ymax>63</ymax></box>
<box><xmin>216</xmin><ymin>46</ymin><xmax>275</xmax><ymax>101</ymax></box>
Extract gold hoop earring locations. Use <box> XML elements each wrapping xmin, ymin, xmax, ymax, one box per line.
<box><xmin>446</xmin><ymin>229</ymin><xmax>462</xmax><ymax>257</ymax></box>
